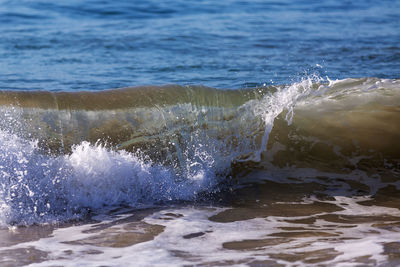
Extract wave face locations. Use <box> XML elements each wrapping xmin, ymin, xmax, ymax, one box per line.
<box><xmin>0</xmin><ymin>77</ymin><xmax>399</xmax><ymax>225</ymax></box>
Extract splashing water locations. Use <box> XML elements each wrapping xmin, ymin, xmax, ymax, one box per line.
<box><xmin>0</xmin><ymin>131</ymin><xmax>221</xmax><ymax>225</ymax></box>
<box><xmin>2</xmin><ymin>76</ymin><xmax>397</xmax><ymax>226</ymax></box>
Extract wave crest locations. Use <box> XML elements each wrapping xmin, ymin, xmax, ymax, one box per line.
<box><xmin>0</xmin><ymin>77</ymin><xmax>399</xmax><ymax>225</ymax></box>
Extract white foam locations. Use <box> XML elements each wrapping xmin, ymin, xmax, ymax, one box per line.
<box><xmin>5</xmin><ymin>199</ymin><xmax>400</xmax><ymax>266</ymax></box>
<box><xmin>0</xmin><ymin>129</ymin><xmax>222</xmax><ymax>225</ymax></box>
<box><xmin>0</xmin><ymin>77</ymin><xmax>330</xmax><ymax>225</ymax></box>
<box><xmin>1</xmin><ymin>77</ymin><xmax>399</xmax><ymax>226</ymax></box>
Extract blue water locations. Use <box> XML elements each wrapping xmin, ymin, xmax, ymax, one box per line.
<box><xmin>0</xmin><ymin>0</ymin><xmax>399</xmax><ymax>91</ymax></box>
<box><xmin>1</xmin><ymin>2</ymin><xmax>400</xmax><ymax>265</ymax></box>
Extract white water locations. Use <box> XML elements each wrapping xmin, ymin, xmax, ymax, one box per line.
<box><xmin>4</xmin><ymin>199</ymin><xmax>400</xmax><ymax>266</ymax></box>
<box><xmin>1</xmin><ymin>77</ymin><xmax>398</xmax><ymax>226</ymax></box>
<box><xmin>0</xmin><ymin>131</ymin><xmax>221</xmax><ymax>225</ymax></box>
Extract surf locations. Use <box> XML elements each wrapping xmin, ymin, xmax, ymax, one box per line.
<box><xmin>0</xmin><ymin>77</ymin><xmax>399</xmax><ymax>225</ymax></box>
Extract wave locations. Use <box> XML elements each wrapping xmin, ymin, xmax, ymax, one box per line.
<box><xmin>0</xmin><ymin>77</ymin><xmax>399</xmax><ymax>225</ymax></box>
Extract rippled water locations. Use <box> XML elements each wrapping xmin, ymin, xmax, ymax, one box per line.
<box><xmin>1</xmin><ymin>1</ymin><xmax>400</xmax><ymax>266</ymax></box>
<box><xmin>0</xmin><ymin>0</ymin><xmax>399</xmax><ymax>90</ymax></box>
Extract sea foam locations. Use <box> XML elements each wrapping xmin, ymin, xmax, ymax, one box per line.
<box><xmin>1</xmin><ymin>77</ymin><xmax>399</xmax><ymax>225</ymax></box>
<box><xmin>0</xmin><ymin>130</ymin><xmax>220</xmax><ymax>225</ymax></box>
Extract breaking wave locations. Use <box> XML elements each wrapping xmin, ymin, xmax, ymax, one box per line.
<box><xmin>0</xmin><ymin>77</ymin><xmax>399</xmax><ymax>225</ymax></box>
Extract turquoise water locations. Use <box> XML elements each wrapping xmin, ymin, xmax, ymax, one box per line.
<box><xmin>0</xmin><ymin>0</ymin><xmax>399</xmax><ymax>91</ymax></box>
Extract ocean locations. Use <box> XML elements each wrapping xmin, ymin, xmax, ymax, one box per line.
<box><xmin>0</xmin><ymin>0</ymin><xmax>399</xmax><ymax>266</ymax></box>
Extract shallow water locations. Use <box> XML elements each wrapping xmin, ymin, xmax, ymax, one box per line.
<box><xmin>0</xmin><ymin>78</ymin><xmax>399</xmax><ymax>266</ymax></box>
<box><xmin>1</xmin><ymin>0</ymin><xmax>400</xmax><ymax>266</ymax></box>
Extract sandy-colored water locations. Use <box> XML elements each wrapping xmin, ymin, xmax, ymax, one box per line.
<box><xmin>2</xmin><ymin>174</ymin><xmax>400</xmax><ymax>266</ymax></box>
